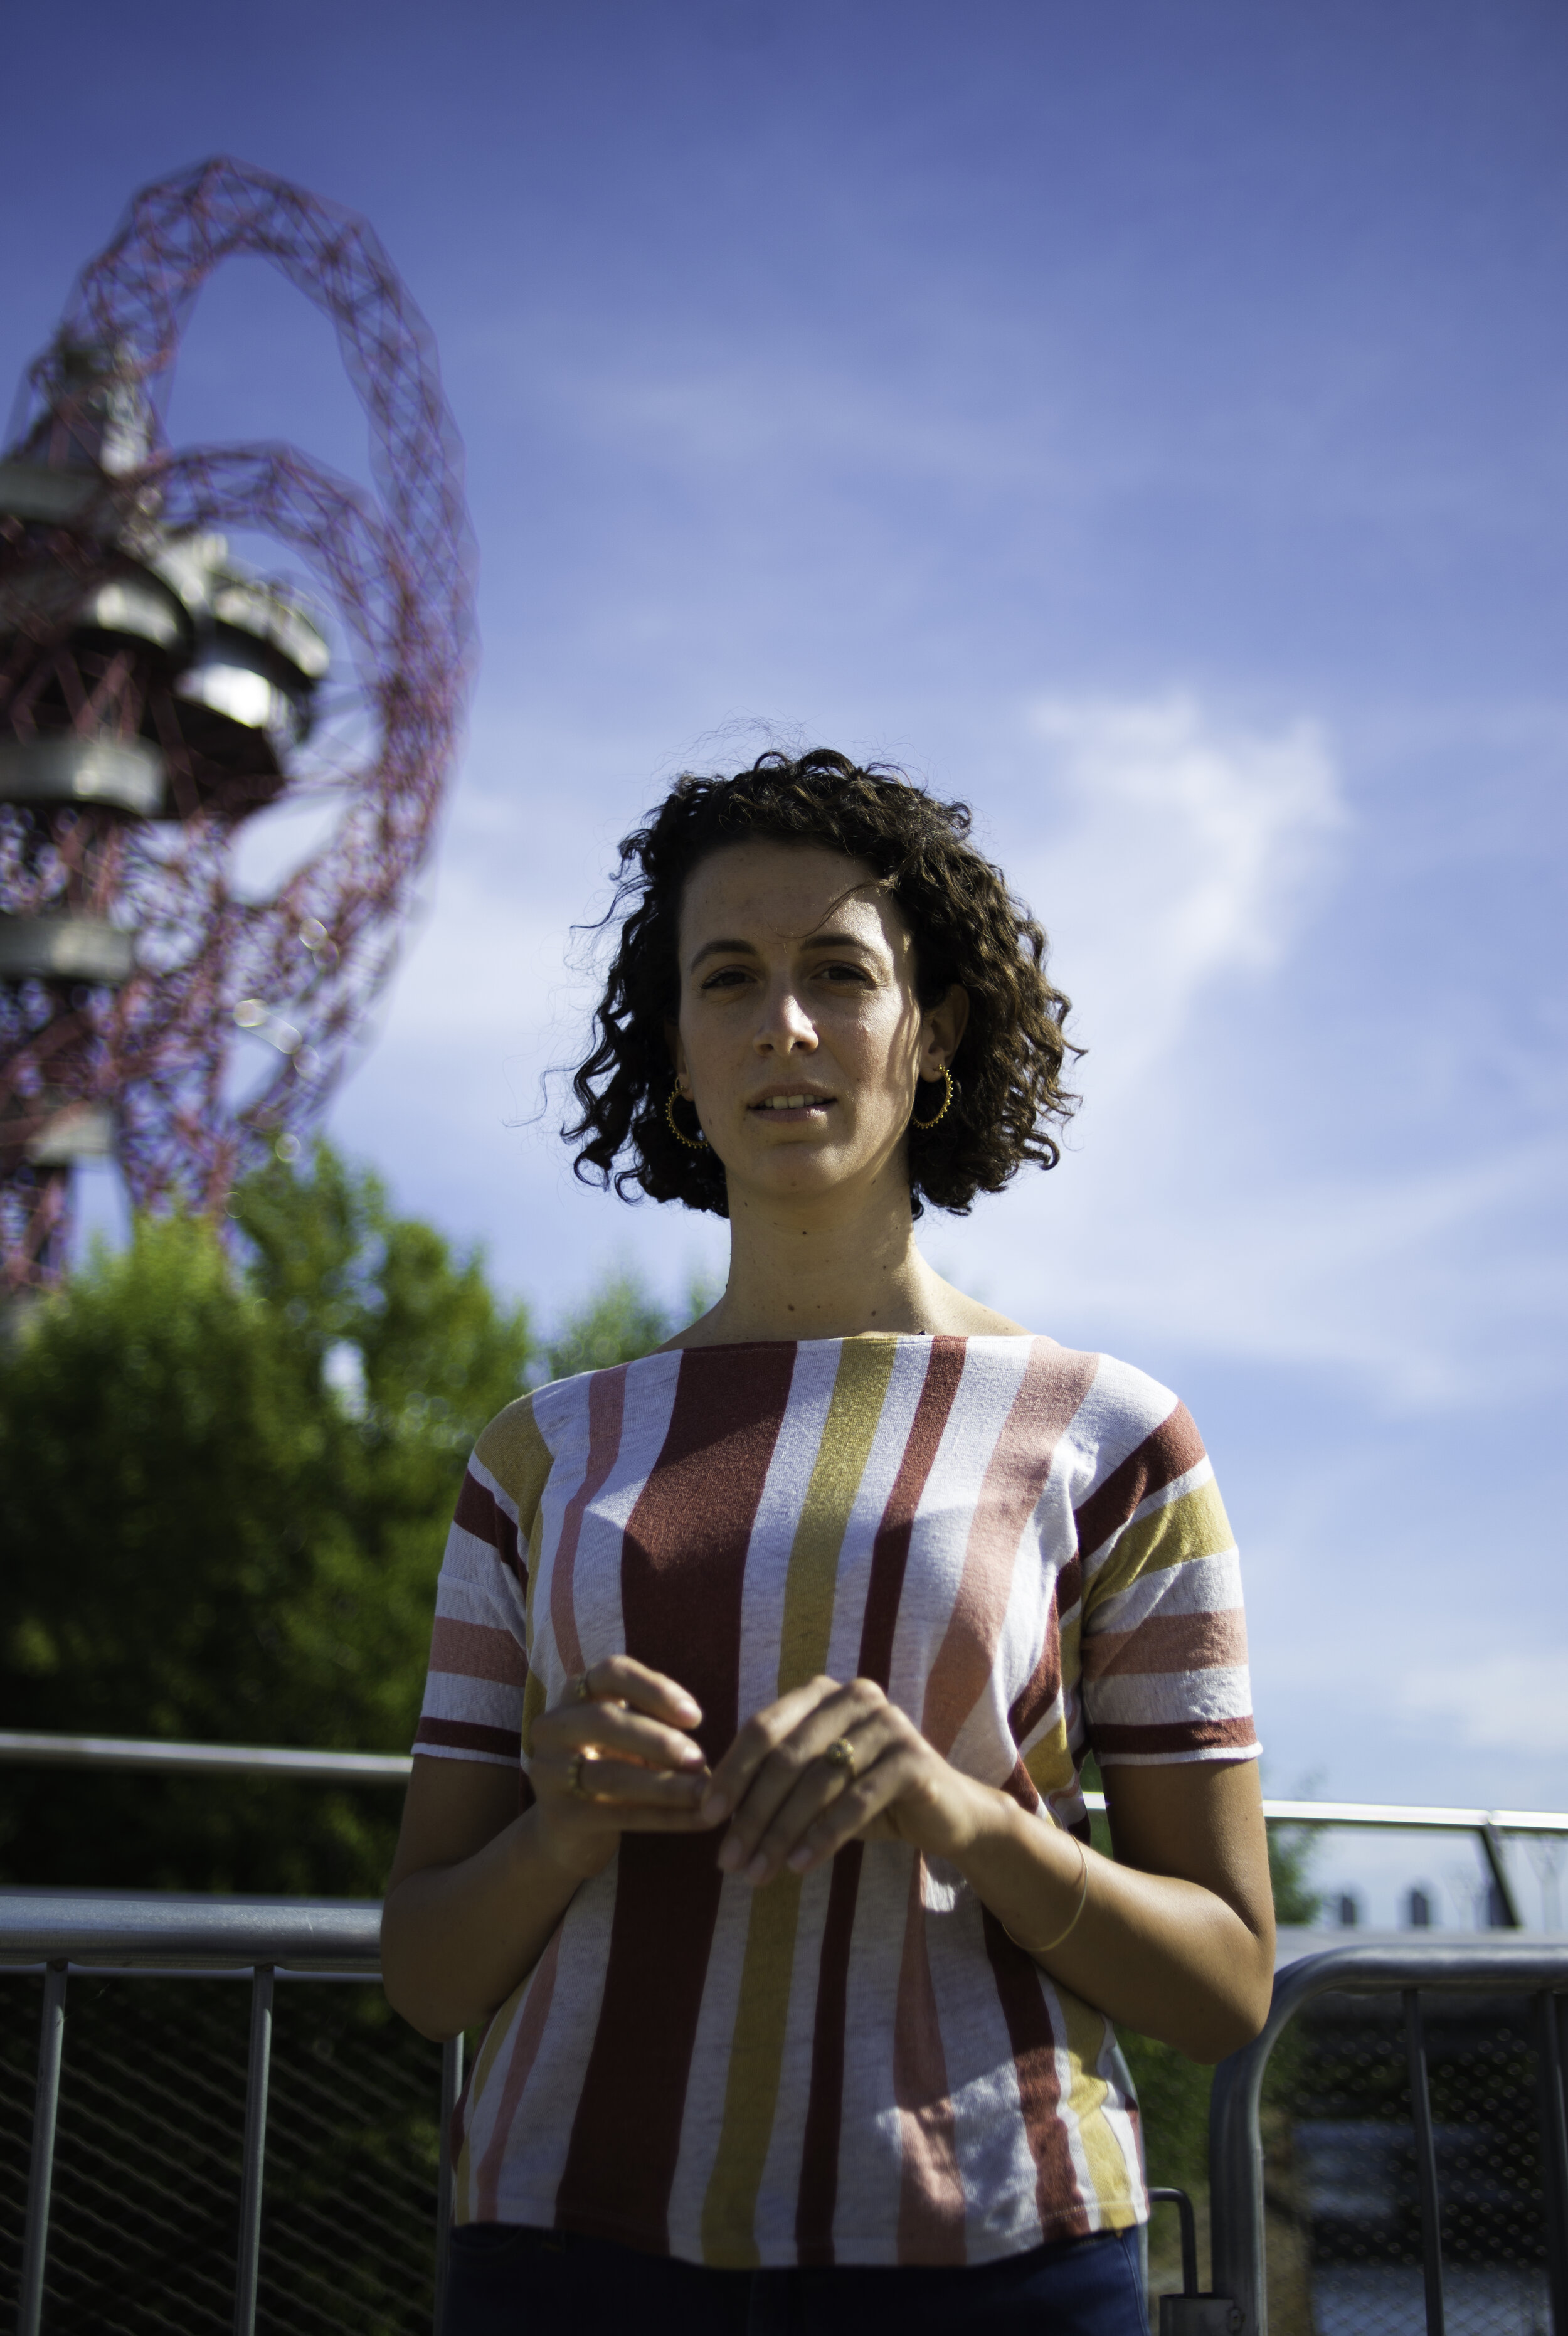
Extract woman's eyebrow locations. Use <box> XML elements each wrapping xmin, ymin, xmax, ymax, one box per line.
<box><xmin>686</xmin><ymin>929</ymin><xmax>873</xmax><ymax>973</ymax></box>
<box><xmin>687</xmin><ymin>937</ymin><xmax>761</xmax><ymax>972</ymax></box>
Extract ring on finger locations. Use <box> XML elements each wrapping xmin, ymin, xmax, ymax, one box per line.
<box><xmin>568</xmin><ymin>1750</ymin><xmax>591</xmax><ymax>1800</ymax></box>
<box><xmin>573</xmin><ymin>1670</ymin><xmax>593</xmax><ymax>1703</ymax></box>
<box><xmin>822</xmin><ymin>1736</ymin><xmax>857</xmax><ymax>1780</ymax></box>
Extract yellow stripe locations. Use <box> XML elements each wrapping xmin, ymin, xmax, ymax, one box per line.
<box><xmin>1084</xmin><ymin>1479</ymin><xmax>1234</xmax><ymax>1613</ymax></box>
<box><xmin>1057</xmin><ymin>1988</ymin><xmax>1140</xmax><ymax>2224</ymax></box>
<box><xmin>699</xmin><ymin>1340</ymin><xmax>897</xmax><ymax>2264</ymax></box>
<box><xmin>1022</xmin><ymin>1716</ymin><xmax>1074</xmax><ymax>1802</ymax></box>
<box><xmin>474</xmin><ymin>1391</ymin><xmax>553</xmax><ymax>1523</ymax></box>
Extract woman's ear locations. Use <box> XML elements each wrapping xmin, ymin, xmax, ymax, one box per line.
<box><xmin>924</xmin><ymin>984</ymin><xmax>969</xmax><ymax>1071</ymax></box>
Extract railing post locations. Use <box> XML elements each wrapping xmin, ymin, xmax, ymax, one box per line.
<box><xmin>232</xmin><ymin>1964</ymin><xmax>275</xmax><ymax>2336</ymax></box>
<box><xmin>433</xmin><ymin>2031</ymin><xmax>464</xmax><ymax>2335</ymax></box>
<box><xmin>1480</xmin><ymin>1822</ymin><xmax>1523</xmax><ymax>1928</ymax></box>
<box><xmin>1536</xmin><ymin>1990</ymin><xmax>1568</xmax><ymax>2336</ymax></box>
<box><xmin>1402</xmin><ymin>1991</ymin><xmax>1445</xmax><ymax>2335</ymax></box>
<box><xmin>18</xmin><ymin>1961</ymin><xmax>67</xmax><ymax>2336</ymax></box>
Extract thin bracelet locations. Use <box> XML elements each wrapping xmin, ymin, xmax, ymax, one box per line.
<box><xmin>1000</xmin><ymin>1834</ymin><xmax>1090</xmax><ymax>1958</ymax></box>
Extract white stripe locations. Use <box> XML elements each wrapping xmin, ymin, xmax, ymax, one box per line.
<box><xmin>926</xmin><ymin>1889</ymin><xmax>1045</xmax><ymax>2262</ymax></box>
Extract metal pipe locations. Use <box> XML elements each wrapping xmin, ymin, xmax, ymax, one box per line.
<box><xmin>1480</xmin><ymin>1822</ymin><xmax>1523</xmax><ymax>1928</ymax></box>
<box><xmin>1209</xmin><ymin>1940</ymin><xmax>1568</xmax><ymax>2336</ymax></box>
<box><xmin>5</xmin><ymin>1733</ymin><xmax>1567</xmax><ymax>1840</ymax></box>
<box><xmin>1402</xmin><ymin>1991</ymin><xmax>1445</xmax><ymax>2336</ymax></box>
<box><xmin>1536</xmin><ymin>1990</ymin><xmax>1568</xmax><ymax>2336</ymax></box>
<box><xmin>433</xmin><ymin>2032</ymin><xmax>465</xmax><ymax>2336</ymax></box>
<box><xmin>0</xmin><ymin>1890</ymin><xmax>382</xmax><ymax>1973</ymax></box>
<box><xmin>1148</xmin><ymin>2185</ymin><xmax>1199</xmax><ymax>2298</ymax></box>
<box><xmin>0</xmin><ymin>1729</ymin><xmax>412</xmax><ymax>1786</ymax></box>
<box><xmin>18</xmin><ymin>1962</ymin><xmax>66</xmax><ymax>2336</ymax></box>
<box><xmin>233</xmin><ymin>1965</ymin><xmax>275</xmax><ymax>2336</ymax></box>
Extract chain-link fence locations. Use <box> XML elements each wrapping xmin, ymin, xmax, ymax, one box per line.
<box><xmin>0</xmin><ymin>1966</ymin><xmax>447</xmax><ymax>2336</ymax></box>
<box><xmin>1203</xmin><ymin>1941</ymin><xmax>1568</xmax><ymax>2336</ymax></box>
<box><xmin>1265</xmin><ymin>1988</ymin><xmax>1553</xmax><ymax>2335</ymax></box>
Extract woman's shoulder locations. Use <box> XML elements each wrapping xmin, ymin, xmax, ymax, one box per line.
<box><xmin>967</xmin><ymin>1334</ymin><xmax>1192</xmax><ymax>1465</ymax></box>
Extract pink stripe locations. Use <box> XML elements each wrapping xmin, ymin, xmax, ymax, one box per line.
<box><xmin>472</xmin><ymin>1926</ymin><xmax>563</xmax><ymax>2220</ymax></box>
<box><xmin>549</xmin><ymin>1367</ymin><xmax>627</xmax><ymax>1679</ymax></box>
<box><xmin>922</xmin><ymin>1342</ymin><xmax>1099</xmax><ymax>1759</ymax></box>
<box><xmin>429</xmin><ymin>1615</ymin><xmax>528</xmax><ymax>1686</ymax></box>
<box><xmin>893</xmin><ymin>1858</ymin><xmax>966</xmax><ymax>2264</ymax></box>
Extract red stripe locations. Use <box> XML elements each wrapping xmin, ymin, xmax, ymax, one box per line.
<box><xmin>922</xmin><ymin>1343</ymin><xmax>1098</xmax><ymax>1759</ymax></box>
<box><xmin>414</xmin><ymin>1717</ymin><xmax>520</xmax><ymax>1760</ymax></box>
<box><xmin>473</xmin><ymin>1927</ymin><xmax>563</xmax><ymax>2219</ymax></box>
<box><xmin>554</xmin><ymin>1342</ymin><xmax>795</xmax><ymax>2250</ymax></box>
<box><xmin>793</xmin><ymin>1840</ymin><xmax>863</xmax><ymax>2266</ymax></box>
<box><xmin>1093</xmin><ymin>1714</ymin><xmax>1258</xmax><ymax>1758</ymax></box>
<box><xmin>1073</xmin><ymin>1402</ymin><xmax>1205</xmax><ymax>1566</ymax></box>
<box><xmin>550</xmin><ymin>1366</ymin><xmax>627</xmax><ymax>1679</ymax></box>
<box><xmin>454</xmin><ymin>1468</ymin><xmax>522</xmax><ymax>1580</ymax></box>
<box><xmin>795</xmin><ymin>1337</ymin><xmax>966</xmax><ymax>2266</ymax></box>
<box><xmin>858</xmin><ymin>1339</ymin><xmax>967</xmax><ymax>1691</ymax></box>
<box><xmin>980</xmin><ymin>1906</ymin><xmax>1089</xmax><ymax>2240</ymax></box>
<box><xmin>1007</xmin><ymin>1601</ymin><xmax>1061</xmax><ymax>1749</ymax></box>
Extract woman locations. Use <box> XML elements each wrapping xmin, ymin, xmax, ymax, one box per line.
<box><xmin>383</xmin><ymin>749</ymin><xmax>1274</xmax><ymax>2335</ymax></box>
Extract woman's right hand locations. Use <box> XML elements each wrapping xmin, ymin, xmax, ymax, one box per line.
<box><xmin>529</xmin><ymin>1655</ymin><xmax>713</xmax><ymax>1881</ymax></box>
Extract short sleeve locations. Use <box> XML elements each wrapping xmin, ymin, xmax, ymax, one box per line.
<box><xmin>1076</xmin><ymin>1399</ymin><xmax>1259</xmax><ymax>1768</ymax></box>
<box><xmin>413</xmin><ymin>1455</ymin><xmax>529</xmax><ymax>1766</ymax></box>
<box><xmin>413</xmin><ymin>1396</ymin><xmax>552</xmax><ymax>1770</ymax></box>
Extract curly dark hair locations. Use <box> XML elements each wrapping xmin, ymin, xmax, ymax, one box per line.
<box><xmin>566</xmin><ymin>749</ymin><xmax>1079</xmax><ymax>1219</ymax></box>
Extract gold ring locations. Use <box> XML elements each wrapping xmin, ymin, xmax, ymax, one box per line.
<box><xmin>822</xmin><ymin>1737</ymin><xmax>857</xmax><ymax>1778</ymax></box>
<box><xmin>573</xmin><ymin>1670</ymin><xmax>592</xmax><ymax>1703</ymax></box>
<box><xmin>568</xmin><ymin>1751</ymin><xmax>590</xmax><ymax>1799</ymax></box>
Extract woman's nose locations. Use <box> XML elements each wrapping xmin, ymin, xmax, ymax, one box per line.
<box><xmin>755</xmin><ymin>984</ymin><xmax>817</xmax><ymax>1053</ymax></box>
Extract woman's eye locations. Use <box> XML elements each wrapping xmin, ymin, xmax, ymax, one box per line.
<box><xmin>699</xmin><ymin>967</ymin><xmax>750</xmax><ymax>991</ymax></box>
<box><xmin>820</xmin><ymin>962</ymin><xmax>872</xmax><ymax>985</ymax></box>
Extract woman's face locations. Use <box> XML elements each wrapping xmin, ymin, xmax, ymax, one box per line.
<box><xmin>671</xmin><ymin>840</ymin><xmax>965</xmax><ymax>1211</ymax></box>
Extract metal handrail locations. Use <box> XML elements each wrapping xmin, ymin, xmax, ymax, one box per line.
<box><xmin>4</xmin><ymin>1727</ymin><xmax>1565</xmax><ymax>1832</ymax></box>
<box><xmin>6</xmin><ymin>1730</ymin><xmax>1563</xmax><ymax>1931</ymax></box>
<box><xmin>0</xmin><ymin>1729</ymin><xmax>413</xmax><ymax>1786</ymax></box>
<box><xmin>0</xmin><ymin>1893</ymin><xmax>462</xmax><ymax>2336</ymax></box>
<box><xmin>1197</xmin><ymin>1937</ymin><xmax>1568</xmax><ymax>2336</ymax></box>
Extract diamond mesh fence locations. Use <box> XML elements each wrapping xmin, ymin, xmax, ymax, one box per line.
<box><xmin>1261</xmin><ymin>1989</ymin><xmax>1557</xmax><ymax>2336</ymax></box>
<box><xmin>0</xmin><ymin>1970</ymin><xmax>444</xmax><ymax>2335</ymax></box>
<box><xmin>2</xmin><ymin>1963</ymin><xmax>1562</xmax><ymax>2333</ymax></box>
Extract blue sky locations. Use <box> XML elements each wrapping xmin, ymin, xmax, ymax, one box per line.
<box><xmin>5</xmin><ymin>0</ymin><xmax>1565</xmax><ymax>1908</ymax></box>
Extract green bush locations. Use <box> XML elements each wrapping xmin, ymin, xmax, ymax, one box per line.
<box><xmin>0</xmin><ymin>1147</ymin><xmax>532</xmax><ymax>1896</ymax></box>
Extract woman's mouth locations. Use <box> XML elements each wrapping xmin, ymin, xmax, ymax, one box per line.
<box><xmin>749</xmin><ymin>1093</ymin><xmax>833</xmax><ymax>1117</ymax></box>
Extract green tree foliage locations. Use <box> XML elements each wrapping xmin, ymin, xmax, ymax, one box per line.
<box><xmin>0</xmin><ymin>1147</ymin><xmax>532</xmax><ymax>1896</ymax></box>
<box><xmin>543</xmin><ymin>1268</ymin><xmax>677</xmax><ymax>1383</ymax></box>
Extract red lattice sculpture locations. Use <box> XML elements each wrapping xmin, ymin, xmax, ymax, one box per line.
<box><xmin>0</xmin><ymin>157</ymin><xmax>475</xmax><ymax>1290</ymax></box>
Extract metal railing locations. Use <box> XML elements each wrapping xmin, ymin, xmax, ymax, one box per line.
<box><xmin>1</xmin><ymin>1893</ymin><xmax>463</xmax><ymax>2336</ymax></box>
<box><xmin>1167</xmin><ymin>1936</ymin><xmax>1568</xmax><ymax>2336</ymax></box>
<box><xmin>5</xmin><ymin>1729</ymin><xmax>1566</xmax><ymax>1926</ymax></box>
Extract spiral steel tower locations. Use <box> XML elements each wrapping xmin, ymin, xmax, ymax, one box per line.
<box><xmin>0</xmin><ymin>159</ymin><xmax>475</xmax><ymax>1290</ymax></box>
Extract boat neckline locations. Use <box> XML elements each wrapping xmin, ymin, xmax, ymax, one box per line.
<box><xmin>650</xmin><ymin>1330</ymin><xmax>1051</xmax><ymax>1355</ymax></box>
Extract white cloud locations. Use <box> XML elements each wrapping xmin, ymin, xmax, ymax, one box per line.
<box><xmin>1013</xmin><ymin>693</ymin><xmax>1345</xmax><ymax>1094</ymax></box>
<box><xmin>1404</xmin><ymin>1657</ymin><xmax>1568</xmax><ymax>1759</ymax></box>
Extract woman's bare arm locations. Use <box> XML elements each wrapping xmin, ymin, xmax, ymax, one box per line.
<box><xmin>381</xmin><ymin>1657</ymin><xmax>714</xmax><ymax>2041</ymax></box>
<box><xmin>701</xmin><ymin>1675</ymin><xmax>1275</xmax><ymax>2062</ymax></box>
<box><xmin>961</xmin><ymin>1756</ymin><xmax>1275</xmax><ymax>2060</ymax></box>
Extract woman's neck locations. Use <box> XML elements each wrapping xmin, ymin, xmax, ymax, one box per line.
<box><xmin>672</xmin><ymin>1175</ymin><xmax>1026</xmax><ymax>1347</ymax></box>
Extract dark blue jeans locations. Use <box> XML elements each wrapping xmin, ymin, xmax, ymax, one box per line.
<box><xmin>443</xmin><ymin>2221</ymin><xmax>1149</xmax><ymax>2334</ymax></box>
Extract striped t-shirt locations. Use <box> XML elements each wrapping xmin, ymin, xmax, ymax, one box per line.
<box><xmin>415</xmin><ymin>1333</ymin><xmax>1258</xmax><ymax>2270</ymax></box>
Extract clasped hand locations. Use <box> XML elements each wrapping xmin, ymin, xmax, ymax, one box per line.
<box><xmin>528</xmin><ymin>1655</ymin><xmax>985</xmax><ymax>1886</ymax></box>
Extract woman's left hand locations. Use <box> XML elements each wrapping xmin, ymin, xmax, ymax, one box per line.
<box><xmin>698</xmin><ymin>1675</ymin><xmax>985</xmax><ymax>1884</ymax></box>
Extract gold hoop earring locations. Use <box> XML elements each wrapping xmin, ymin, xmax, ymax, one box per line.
<box><xmin>909</xmin><ymin>1065</ymin><xmax>954</xmax><ymax>1130</ymax></box>
<box><xmin>665</xmin><ymin>1083</ymin><xmax>708</xmax><ymax>1149</ymax></box>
